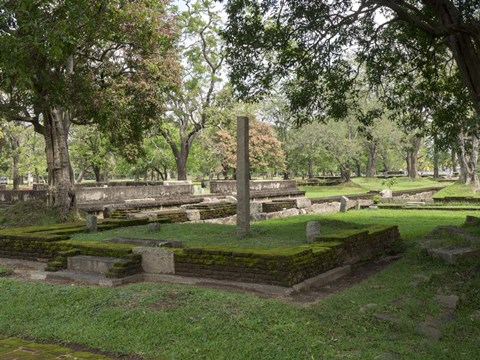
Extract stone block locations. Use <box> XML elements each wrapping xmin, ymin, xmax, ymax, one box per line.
<box><xmin>103</xmin><ymin>206</ymin><xmax>113</xmax><ymax>219</ymax></box>
<box><xmin>311</xmin><ymin>202</ymin><xmax>340</xmax><ymax>214</ymax></box>
<box><xmin>380</xmin><ymin>189</ymin><xmax>393</xmax><ymax>198</ymax></box>
<box><xmin>466</xmin><ymin>215</ymin><xmax>480</xmax><ymax>224</ymax></box>
<box><xmin>296</xmin><ymin>197</ymin><xmax>312</xmax><ymax>209</ymax></box>
<box><xmin>340</xmin><ymin>196</ymin><xmax>348</xmax><ymax>212</ymax></box>
<box><xmin>250</xmin><ymin>202</ymin><xmax>263</xmax><ymax>215</ymax></box>
<box><xmin>251</xmin><ymin>213</ymin><xmax>267</xmax><ymax>221</ymax></box>
<box><xmin>355</xmin><ymin>200</ymin><xmax>361</xmax><ymax>210</ymax></box>
<box><xmin>186</xmin><ymin>210</ymin><xmax>201</xmax><ymax>221</ymax></box>
<box><xmin>148</xmin><ymin>222</ymin><xmax>161</xmax><ymax>232</ymax></box>
<box><xmin>68</xmin><ymin>255</ymin><xmax>118</xmax><ymax>274</ymax></box>
<box><xmin>133</xmin><ymin>247</ymin><xmax>175</xmax><ymax>274</ymax></box>
<box><xmin>86</xmin><ymin>215</ymin><xmax>97</xmax><ymax>232</ymax></box>
<box><xmin>306</xmin><ymin>221</ymin><xmax>321</xmax><ymax>243</ymax></box>
<box><xmin>427</xmin><ymin>247</ymin><xmax>480</xmax><ymax>264</ymax></box>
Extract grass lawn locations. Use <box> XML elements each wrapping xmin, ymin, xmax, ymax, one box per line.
<box><xmin>1</xmin><ymin>209</ymin><xmax>479</xmax><ymax>359</ymax></box>
<box><xmin>73</xmin><ymin>210</ymin><xmax>469</xmax><ymax>249</ymax></box>
<box><xmin>72</xmin><ymin>217</ymin><xmax>367</xmax><ymax>249</ymax></box>
<box><xmin>433</xmin><ymin>182</ymin><xmax>480</xmax><ymax>199</ymax></box>
<box><xmin>300</xmin><ymin>177</ymin><xmax>445</xmax><ymax>198</ymax></box>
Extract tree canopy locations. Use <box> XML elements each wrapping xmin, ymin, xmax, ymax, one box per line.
<box><xmin>222</xmin><ymin>0</ymin><xmax>480</xmax><ymax>121</ymax></box>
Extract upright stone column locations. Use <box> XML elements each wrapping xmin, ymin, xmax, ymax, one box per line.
<box><xmin>236</xmin><ymin>116</ymin><xmax>250</xmax><ymax>237</ymax></box>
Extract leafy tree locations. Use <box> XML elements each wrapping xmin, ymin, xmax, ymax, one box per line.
<box><xmin>160</xmin><ymin>0</ymin><xmax>224</xmax><ymax>180</ymax></box>
<box><xmin>69</xmin><ymin>126</ymin><xmax>114</xmax><ymax>183</ymax></box>
<box><xmin>222</xmin><ymin>1</ymin><xmax>480</xmax><ymax>118</ymax></box>
<box><xmin>0</xmin><ymin>122</ymin><xmax>46</xmax><ymax>188</ymax></box>
<box><xmin>285</xmin><ymin>123</ymin><xmax>328</xmax><ymax>179</ymax></box>
<box><xmin>208</xmin><ymin>116</ymin><xmax>286</xmax><ymax>178</ymax></box>
<box><xmin>0</xmin><ymin>1</ymin><xmax>178</xmax><ymax>218</ymax></box>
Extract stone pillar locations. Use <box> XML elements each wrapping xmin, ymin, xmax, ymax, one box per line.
<box><xmin>306</xmin><ymin>221</ymin><xmax>321</xmax><ymax>243</ymax></box>
<box><xmin>86</xmin><ymin>215</ymin><xmax>97</xmax><ymax>232</ymax></box>
<box><xmin>340</xmin><ymin>196</ymin><xmax>348</xmax><ymax>213</ymax></box>
<box><xmin>236</xmin><ymin>116</ymin><xmax>250</xmax><ymax>237</ymax></box>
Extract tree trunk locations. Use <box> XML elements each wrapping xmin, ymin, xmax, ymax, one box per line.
<box><xmin>176</xmin><ymin>154</ymin><xmax>187</xmax><ymax>181</ymax></box>
<box><xmin>76</xmin><ymin>169</ymin><xmax>86</xmax><ymax>183</ymax></box>
<box><xmin>339</xmin><ymin>163</ymin><xmax>351</xmax><ymax>182</ymax></box>
<box><xmin>44</xmin><ymin>108</ymin><xmax>75</xmax><ymax>220</ymax></box>
<box><xmin>451</xmin><ymin>148</ymin><xmax>457</xmax><ymax>174</ymax></box>
<box><xmin>458</xmin><ymin>131</ymin><xmax>480</xmax><ymax>187</ymax></box>
<box><xmin>11</xmin><ymin>137</ymin><xmax>20</xmax><ymax>190</ymax></box>
<box><xmin>366</xmin><ymin>143</ymin><xmax>377</xmax><ymax>178</ymax></box>
<box><xmin>92</xmin><ymin>165</ymin><xmax>102</xmax><ymax>182</ymax></box>
<box><xmin>34</xmin><ymin>167</ymin><xmax>40</xmax><ymax>184</ymax></box>
<box><xmin>307</xmin><ymin>156</ymin><xmax>313</xmax><ymax>179</ymax></box>
<box><xmin>414</xmin><ymin>1</ymin><xmax>480</xmax><ymax>115</ymax></box>
<box><xmin>355</xmin><ymin>160</ymin><xmax>361</xmax><ymax>177</ymax></box>
<box><xmin>406</xmin><ymin>136</ymin><xmax>421</xmax><ymax>179</ymax></box>
<box><xmin>433</xmin><ymin>144</ymin><xmax>439</xmax><ymax>178</ymax></box>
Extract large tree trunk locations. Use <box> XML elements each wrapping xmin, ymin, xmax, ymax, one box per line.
<box><xmin>339</xmin><ymin>163</ymin><xmax>351</xmax><ymax>182</ymax></box>
<box><xmin>92</xmin><ymin>165</ymin><xmax>102</xmax><ymax>182</ymax></box>
<box><xmin>307</xmin><ymin>156</ymin><xmax>313</xmax><ymax>179</ymax></box>
<box><xmin>366</xmin><ymin>142</ymin><xmax>377</xmax><ymax>178</ymax></box>
<box><xmin>458</xmin><ymin>131</ymin><xmax>480</xmax><ymax>187</ymax></box>
<box><xmin>451</xmin><ymin>148</ymin><xmax>457</xmax><ymax>174</ymax></box>
<box><xmin>433</xmin><ymin>144</ymin><xmax>439</xmax><ymax>178</ymax></box>
<box><xmin>406</xmin><ymin>136</ymin><xmax>421</xmax><ymax>179</ymax></box>
<box><xmin>44</xmin><ymin>108</ymin><xmax>75</xmax><ymax>221</ymax></box>
<box><xmin>176</xmin><ymin>152</ymin><xmax>188</xmax><ymax>181</ymax></box>
<box><xmin>10</xmin><ymin>136</ymin><xmax>20</xmax><ymax>190</ymax></box>
<box><xmin>75</xmin><ymin>169</ymin><xmax>86</xmax><ymax>183</ymax></box>
<box><xmin>424</xmin><ymin>1</ymin><xmax>480</xmax><ymax>116</ymax></box>
<box><xmin>162</xmin><ymin>132</ymin><xmax>198</xmax><ymax>182</ymax></box>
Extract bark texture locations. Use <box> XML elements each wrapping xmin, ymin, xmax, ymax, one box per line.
<box><xmin>44</xmin><ymin>108</ymin><xmax>75</xmax><ymax>220</ymax></box>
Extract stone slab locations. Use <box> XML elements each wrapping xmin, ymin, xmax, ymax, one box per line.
<box><xmin>186</xmin><ymin>209</ymin><xmax>201</xmax><ymax>221</ymax></box>
<box><xmin>132</xmin><ymin>247</ymin><xmax>175</xmax><ymax>274</ymax></box>
<box><xmin>428</xmin><ymin>247</ymin><xmax>480</xmax><ymax>264</ymax></box>
<box><xmin>67</xmin><ymin>255</ymin><xmax>119</xmax><ymax>274</ymax></box>
<box><xmin>296</xmin><ymin>197</ymin><xmax>312</xmax><ymax>209</ymax></box>
<box><xmin>31</xmin><ymin>271</ymin><xmax>142</xmax><ymax>287</ymax></box>
<box><xmin>143</xmin><ymin>273</ymin><xmax>293</xmax><ymax>297</ymax></box>
<box><xmin>292</xmin><ymin>265</ymin><xmax>351</xmax><ymax>293</ymax></box>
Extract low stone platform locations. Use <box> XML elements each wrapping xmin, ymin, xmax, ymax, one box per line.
<box><xmin>428</xmin><ymin>247</ymin><xmax>480</xmax><ymax>264</ymax></box>
<box><xmin>67</xmin><ymin>255</ymin><xmax>121</xmax><ymax>274</ymax></box>
<box><xmin>32</xmin><ymin>270</ymin><xmax>143</xmax><ymax>287</ymax></box>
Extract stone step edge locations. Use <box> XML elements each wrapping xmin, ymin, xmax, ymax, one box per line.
<box><xmin>31</xmin><ymin>271</ymin><xmax>142</xmax><ymax>287</ymax></box>
<box><xmin>291</xmin><ymin>265</ymin><xmax>352</xmax><ymax>294</ymax></box>
<box><xmin>31</xmin><ymin>265</ymin><xmax>352</xmax><ymax>296</ymax></box>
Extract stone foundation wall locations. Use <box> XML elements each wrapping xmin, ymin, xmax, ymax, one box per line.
<box><xmin>174</xmin><ymin>225</ymin><xmax>400</xmax><ymax>287</ymax></box>
<box><xmin>76</xmin><ymin>183</ymin><xmax>193</xmax><ymax>204</ymax></box>
<box><xmin>210</xmin><ymin>180</ymin><xmax>298</xmax><ymax>194</ymax></box>
<box><xmin>0</xmin><ymin>190</ymin><xmax>48</xmax><ymax>204</ymax></box>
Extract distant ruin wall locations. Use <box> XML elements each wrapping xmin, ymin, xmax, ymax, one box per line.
<box><xmin>75</xmin><ymin>183</ymin><xmax>194</xmax><ymax>204</ymax></box>
<box><xmin>0</xmin><ymin>190</ymin><xmax>48</xmax><ymax>204</ymax></box>
<box><xmin>210</xmin><ymin>180</ymin><xmax>298</xmax><ymax>194</ymax></box>
<box><xmin>0</xmin><ymin>183</ymin><xmax>193</xmax><ymax>205</ymax></box>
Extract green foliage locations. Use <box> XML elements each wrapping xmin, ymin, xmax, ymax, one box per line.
<box><xmin>382</xmin><ymin>177</ymin><xmax>398</xmax><ymax>190</ymax></box>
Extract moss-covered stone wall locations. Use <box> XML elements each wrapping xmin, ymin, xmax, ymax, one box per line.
<box><xmin>174</xmin><ymin>225</ymin><xmax>400</xmax><ymax>287</ymax></box>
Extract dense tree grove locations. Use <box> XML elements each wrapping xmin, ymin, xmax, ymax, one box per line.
<box><xmin>1</xmin><ymin>0</ymin><xmax>479</xmax><ymax>217</ymax></box>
